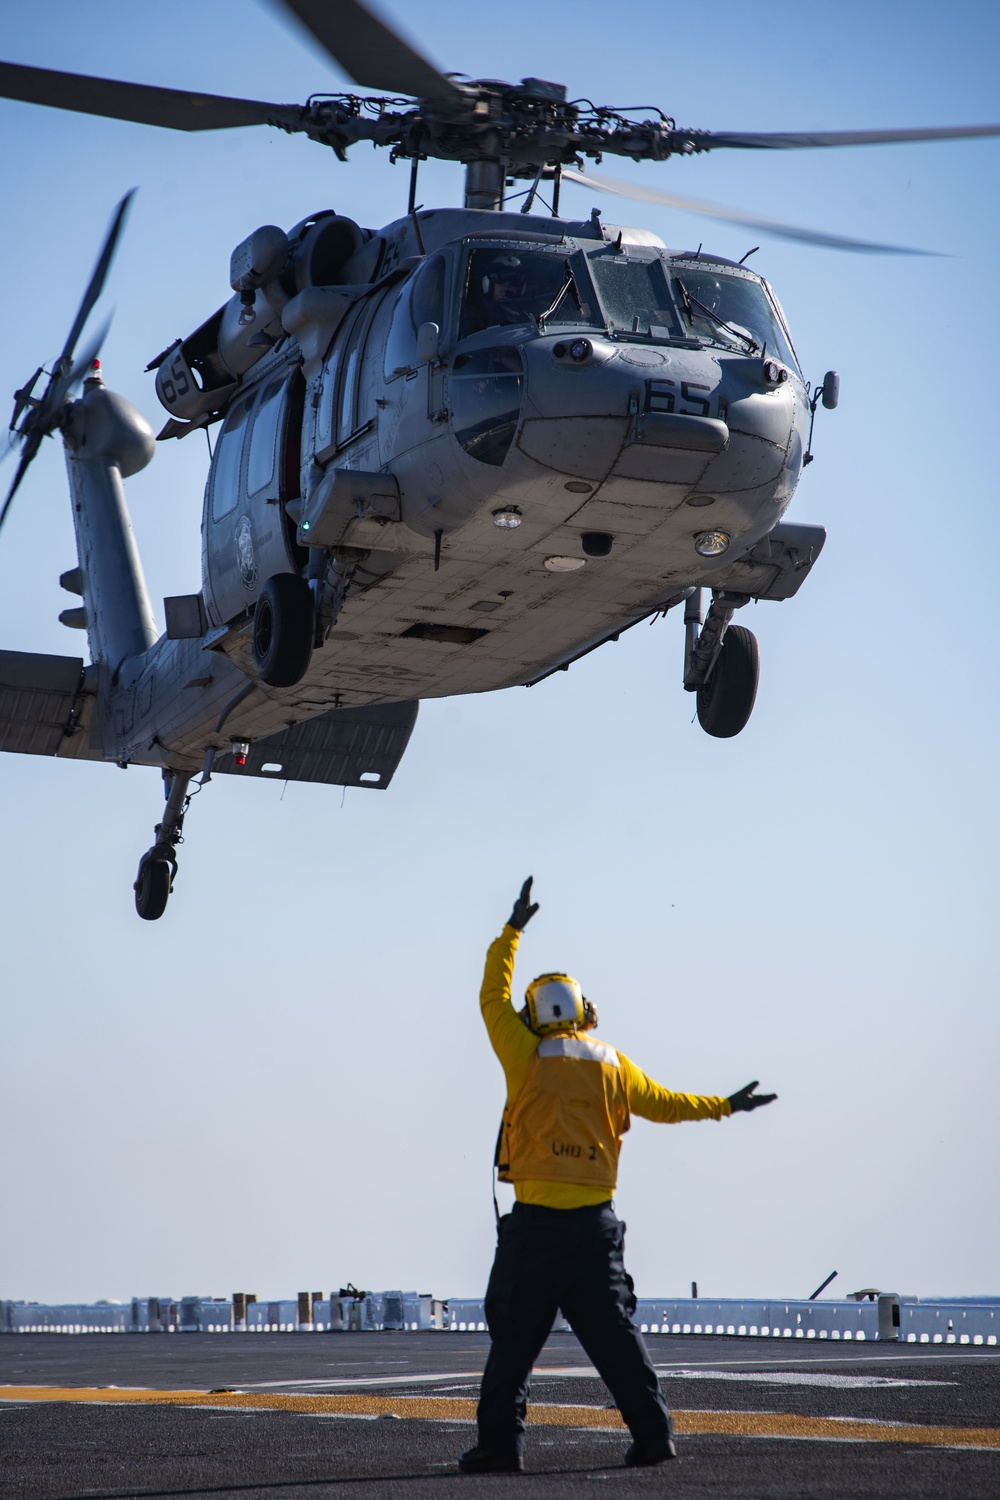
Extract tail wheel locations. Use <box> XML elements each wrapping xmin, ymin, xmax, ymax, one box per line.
<box><xmin>134</xmin><ymin>855</ymin><xmax>171</xmax><ymax>921</ymax></box>
<box><xmin>252</xmin><ymin>573</ymin><xmax>315</xmax><ymax>688</ymax></box>
<box><xmin>696</xmin><ymin>624</ymin><xmax>760</xmax><ymax>738</ymax></box>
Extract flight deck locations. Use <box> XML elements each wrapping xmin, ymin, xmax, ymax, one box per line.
<box><xmin>1</xmin><ymin>1329</ymin><xmax>997</xmax><ymax>1498</ymax></box>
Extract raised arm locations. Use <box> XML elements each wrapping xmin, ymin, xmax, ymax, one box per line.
<box><xmin>479</xmin><ymin>878</ymin><xmax>540</xmax><ymax>1090</ymax></box>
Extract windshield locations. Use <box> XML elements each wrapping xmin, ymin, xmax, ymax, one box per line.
<box><xmin>589</xmin><ymin>255</ymin><xmax>683</xmax><ymax>339</ymax></box>
<box><xmin>672</xmin><ymin>265</ymin><xmax>799</xmax><ymax>369</ymax></box>
<box><xmin>459</xmin><ymin>248</ymin><xmax>597</xmax><ymax>338</ymax></box>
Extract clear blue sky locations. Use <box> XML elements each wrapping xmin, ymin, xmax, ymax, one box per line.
<box><xmin>1</xmin><ymin>0</ymin><xmax>997</xmax><ymax>1306</ymax></box>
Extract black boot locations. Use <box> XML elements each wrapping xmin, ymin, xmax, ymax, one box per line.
<box><xmin>624</xmin><ymin>1437</ymin><xmax>678</xmax><ymax>1466</ymax></box>
<box><xmin>458</xmin><ymin>1445</ymin><xmax>525</xmax><ymax>1474</ymax></box>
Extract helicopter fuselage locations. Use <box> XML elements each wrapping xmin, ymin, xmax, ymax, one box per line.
<box><xmin>121</xmin><ymin>206</ymin><xmax>817</xmax><ymax>771</ymax></box>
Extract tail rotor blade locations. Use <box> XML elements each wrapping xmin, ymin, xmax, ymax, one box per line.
<box><xmin>3</xmin><ymin>196</ymin><xmax>130</xmax><ymax>542</ymax></box>
<box><xmin>0</xmin><ymin>431</ymin><xmax>44</xmax><ymax>537</ymax></box>
<box><xmin>59</xmin><ymin>191</ymin><xmax>134</xmax><ymax>370</ymax></box>
<box><xmin>9</xmin><ymin>367</ymin><xmax>44</xmax><ymax>434</ymax></box>
<box><xmin>2</xmin><ymin>317</ymin><xmax>112</xmax><ymax>537</ymax></box>
<box><xmin>562</xmin><ymin>167</ymin><xmax>938</xmax><ymax>255</ymax></box>
<box><xmin>1</xmin><ymin>427</ymin><xmax>25</xmax><ymax>468</ymax></box>
<box><xmin>41</xmin><ymin>317</ymin><xmax>111</xmax><ymax>427</ymax></box>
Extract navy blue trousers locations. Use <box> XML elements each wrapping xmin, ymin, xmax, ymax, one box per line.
<box><xmin>476</xmin><ymin>1201</ymin><xmax>673</xmax><ymax>1456</ymax></box>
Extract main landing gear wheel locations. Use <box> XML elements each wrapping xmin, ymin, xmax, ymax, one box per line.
<box><xmin>134</xmin><ymin>851</ymin><xmax>172</xmax><ymax>921</ymax></box>
<box><xmin>252</xmin><ymin>573</ymin><xmax>315</xmax><ymax>687</ymax></box>
<box><xmin>696</xmin><ymin>624</ymin><xmax>760</xmax><ymax>738</ymax></box>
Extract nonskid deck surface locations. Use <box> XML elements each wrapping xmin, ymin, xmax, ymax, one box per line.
<box><xmin>1</xmin><ymin>1330</ymin><xmax>998</xmax><ymax>1498</ymax></box>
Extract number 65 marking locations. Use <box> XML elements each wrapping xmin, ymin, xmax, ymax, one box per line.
<box><xmin>647</xmin><ymin>378</ymin><xmax>713</xmax><ymax>419</ymax></box>
<box><xmin>160</xmin><ymin>353</ymin><xmax>191</xmax><ymax>405</ymax></box>
<box><xmin>680</xmin><ymin>381</ymin><xmax>711</xmax><ymax>418</ymax></box>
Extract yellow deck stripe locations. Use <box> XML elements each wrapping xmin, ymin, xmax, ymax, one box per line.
<box><xmin>0</xmin><ymin>1387</ymin><xmax>997</xmax><ymax>1450</ymax></box>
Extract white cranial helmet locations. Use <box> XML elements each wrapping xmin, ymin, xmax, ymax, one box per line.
<box><xmin>524</xmin><ymin>972</ymin><xmax>584</xmax><ymax>1035</ymax></box>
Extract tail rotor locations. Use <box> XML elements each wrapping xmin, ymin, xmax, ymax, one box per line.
<box><xmin>1</xmin><ymin>190</ymin><xmax>134</xmax><ymax>536</ymax></box>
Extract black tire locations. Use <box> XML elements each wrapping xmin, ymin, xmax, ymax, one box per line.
<box><xmin>696</xmin><ymin>624</ymin><xmax>760</xmax><ymax>738</ymax></box>
<box><xmin>134</xmin><ymin>857</ymin><xmax>171</xmax><ymax>921</ymax></box>
<box><xmin>252</xmin><ymin>573</ymin><xmax>314</xmax><ymax>688</ymax></box>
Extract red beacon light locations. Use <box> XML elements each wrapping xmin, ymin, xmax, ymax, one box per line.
<box><xmin>231</xmin><ymin>739</ymin><xmax>250</xmax><ymax>768</ymax></box>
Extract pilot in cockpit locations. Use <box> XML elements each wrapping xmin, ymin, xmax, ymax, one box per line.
<box><xmin>480</xmin><ymin>256</ymin><xmax>530</xmax><ymax>327</ymax></box>
<box><xmin>464</xmin><ymin>253</ymin><xmax>557</xmax><ymax>333</ymax></box>
<box><xmin>682</xmin><ymin>273</ymin><xmax>758</xmax><ymax>352</ymax></box>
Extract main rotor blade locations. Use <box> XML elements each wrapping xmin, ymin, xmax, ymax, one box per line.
<box><xmin>58</xmin><ymin>194</ymin><xmax>133</xmax><ymax>373</ymax></box>
<box><xmin>276</xmin><ymin>0</ymin><xmax>462</xmax><ymax>102</ymax></box>
<box><xmin>562</xmin><ymin>168</ymin><xmax>937</xmax><ymax>255</ymax></box>
<box><xmin>670</xmin><ymin>122</ymin><xmax>1000</xmax><ymax>152</ymax></box>
<box><xmin>0</xmin><ymin>60</ymin><xmax>303</xmax><ymax>133</ymax></box>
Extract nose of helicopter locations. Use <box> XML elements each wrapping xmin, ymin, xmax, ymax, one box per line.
<box><xmin>515</xmin><ymin>336</ymin><xmax>798</xmax><ymax>493</ymax></box>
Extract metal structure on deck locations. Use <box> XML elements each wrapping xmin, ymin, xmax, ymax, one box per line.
<box><xmin>2</xmin><ymin>1292</ymin><xmax>996</xmax><ymax>1346</ymax></box>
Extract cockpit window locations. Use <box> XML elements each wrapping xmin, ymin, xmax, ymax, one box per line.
<box><xmin>459</xmin><ymin>248</ymin><xmax>597</xmax><ymax>338</ymax></box>
<box><xmin>589</xmin><ymin>255</ymin><xmax>683</xmax><ymax>339</ymax></box>
<box><xmin>450</xmin><ymin>346</ymin><xmax>523</xmax><ymax>467</ymax></box>
<box><xmin>671</xmin><ymin>265</ymin><xmax>800</xmax><ymax>370</ymax></box>
<box><xmin>210</xmin><ymin>395</ymin><xmax>251</xmax><ymax>521</ymax></box>
<box><xmin>384</xmin><ymin>254</ymin><xmax>447</xmax><ymax>378</ymax></box>
<box><xmin>247</xmin><ymin>377</ymin><xmax>286</xmax><ymax>496</ymax></box>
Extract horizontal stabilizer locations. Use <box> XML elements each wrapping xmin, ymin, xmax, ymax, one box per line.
<box><xmin>0</xmin><ymin>650</ymin><xmax>100</xmax><ymax>759</ymax></box>
<box><xmin>212</xmin><ymin>700</ymin><xmax>419</xmax><ymax>790</ymax></box>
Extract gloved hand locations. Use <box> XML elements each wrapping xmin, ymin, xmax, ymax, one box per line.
<box><xmin>727</xmin><ymin>1080</ymin><xmax>777</xmax><ymax>1113</ymax></box>
<box><xmin>508</xmin><ymin>876</ymin><xmax>540</xmax><ymax>931</ymax></box>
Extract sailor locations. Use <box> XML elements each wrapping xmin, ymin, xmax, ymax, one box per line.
<box><xmin>458</xmin><ymin>877</ymin><xmax>776</xmax><ymax>1474</ymax></box>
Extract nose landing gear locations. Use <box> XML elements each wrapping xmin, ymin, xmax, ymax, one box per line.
<box><xmin>134</xmin><ymin>768</ymin><xmax>192</xmax><ymax>920</ymax></box>
<box><xmin>684</xmin><ymin>588</ymin><xmax>760</xmax><ymax>738</ymax></box>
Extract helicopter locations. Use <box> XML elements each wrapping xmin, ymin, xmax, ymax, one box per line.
<box><xmin>1</xmin><ymin>1</ymin><xmax>998</xmax><ymax>921</ymax></box>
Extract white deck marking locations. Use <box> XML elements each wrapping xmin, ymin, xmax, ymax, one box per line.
<box><xmin>238</xmin><ymin>1359</ymin><xmax>962</xmax><ymax>1394</ymax></box>
<box><xmin>238</xmin><ymin>1371</ymin><xmax>484</xmax><ymax>1390</ymax></box>
<box><xmin>653</xmin><ymin>1368</ymin><xmax>954</xmax><ymax>1389</ymax></box>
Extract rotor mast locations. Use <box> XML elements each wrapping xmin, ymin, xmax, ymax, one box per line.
<box><xmin>464</xmin><ymin>159</ymin><xmax>506</xmax><ymax>212</ymax></box>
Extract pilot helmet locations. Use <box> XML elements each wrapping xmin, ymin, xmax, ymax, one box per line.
<box><xmin>524</xmin><ymin>972</ymin><xmax>585</xmax><ymax>1035</ymax></box>
<box><xmin>483</xmin><ymin>255</ymin><xmax>522</xmax><ymax>295</ymax></box>
<box><xmin>697</xmin><ymin>276</ymin><xmax>726</xmax><ymax>314</ymax></box>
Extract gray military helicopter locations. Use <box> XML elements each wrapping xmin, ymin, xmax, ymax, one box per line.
<box><xmin>2</xmin><ymin>0</ymin><xmax>998</xmax><ymax>919</ymax></box>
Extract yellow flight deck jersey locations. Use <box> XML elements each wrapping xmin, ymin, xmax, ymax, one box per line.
<box><xmin>481</xmin><ymin>925</ymin><xmax>731</xmax><ymax>1210</ymax></box>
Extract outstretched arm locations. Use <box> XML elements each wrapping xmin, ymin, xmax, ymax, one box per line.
<box><xmin>621</xmin><ymin>1054</ymin><xmax>732</xmax><ymax>1122</ymax></box>
<box><xmin>621</xmin><ymin>1058</ymin><xmax>777</xmax><ymax>1124</ymax></box>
